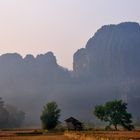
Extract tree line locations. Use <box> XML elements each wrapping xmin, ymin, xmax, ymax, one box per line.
<box><xmin>0</xmin><ymin>97</ymin><xmax>134</xmax><ymax>131</ymax></box>
<box><xmin>0</xmin><ymin>97</ymin><xmax>25</xmax><ymax>129</ymax></box>
<box><xmin>40</xmin><ymin>100</ymin><xmax>134</xmax><ymax>131</ymax></box>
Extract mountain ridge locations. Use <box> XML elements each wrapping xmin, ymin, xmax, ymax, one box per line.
<box><xmin>1</xmin><ymin>22</ymin><xmax>140</xmax><ymax>126</ymax></box>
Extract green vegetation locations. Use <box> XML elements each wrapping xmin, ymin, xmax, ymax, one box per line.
<box><xmin>0</xmin><ymin>97</ymin><xmax>9</xmax><ymax>128</ymax></box>
<box><xmin>94</xmin><ymin>100</ymin><xmax>134</xmax><ymax>130</ymax></box>
<box><xmin>0</xmin><ymin>97</ymin><xmax>25</xmax><ymax>129</ymax></box>
<box><xmin>6</xmin><ymin>105</ymin><xmax>25</xmax><ymax>128</ymax></box>
<box><xmin>40</xmin><ymin>101</ymin><xmax>61</xmax><ymax>130</ymax></box>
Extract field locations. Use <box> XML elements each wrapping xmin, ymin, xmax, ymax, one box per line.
<box><xmin>65</xmin><ymin>131</ymin><xmax>140</xmax><ymax>139</ymax></box>
<box><xmin>0</xmin><ymin>135</ymin><xmax>72</xmax><ymax>140</ymax></box>
<box><xmin>1</xmin><ymin>130</ymin><xmax>140</xmax><ymax>140</ymax></box>
<box><xmin>0</xmin><ymin>130</ymin><xmax>73</xmax><ymax>140</ymax></box>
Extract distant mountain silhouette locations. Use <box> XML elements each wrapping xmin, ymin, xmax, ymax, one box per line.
<box><xmin>1</xmin><ymin>22</ymin><xmax>140</xmax><ymax>126</ymax></box>
<box><xmin>73</xmin><ymin>22</ymin><xmax>140</xmax><ymax>118</ymax></box>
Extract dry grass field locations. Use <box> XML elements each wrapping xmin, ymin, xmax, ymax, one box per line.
<box><xmin>0</xmin><ymin>130</ymin><xmax>73</xmax><ymax>140</ymax></box>
<box><xmin>65</xmin><ymin>131</ymin><xmax>140</xmax><ymax>139</ymax></box>
<box><xmin>0</xmin><ymin>135</ymin><xmax>72</xmax><ymax>140</ymax></box>
<box><xmin>1</xmin><ymin>130</ymin><xmax>140</xmax><ymax>140</ymax></box>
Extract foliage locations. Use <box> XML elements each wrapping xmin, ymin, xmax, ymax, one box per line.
<box><xmin>0</xmin><ymin>97</ymin><xmax>25</xmax><ymax>129</ymax></box>
<box><xmin>0</xmin><ymin>97</ymin><xmax>4</xmax><ymax>107</ymax></box>
<box><xmin>40</xmin><ymin>101</ymin><xmax>61</xmax><ymax>130</ymax></box>
<box><xmin>6</xmin><ymin>105</ymin><xmax>25</xmax><ymax>128</ymax></box>
<box><xmin>94</xmin><ymin>100</ymin><xmax>134</xmax><ymax>130</ymax></box>
<box><xmin>0</xmin><ymin>98</ymin><xmax>9</xmax><ymax>128</ymax></box>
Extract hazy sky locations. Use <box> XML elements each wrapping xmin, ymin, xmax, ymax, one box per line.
<box><xmin>0</xmin><ymin>0</ymin><xmax>140</xmax><ymax>69</ymax></box>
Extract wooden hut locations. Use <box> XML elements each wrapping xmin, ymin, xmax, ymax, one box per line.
<box><xmin>65</xmin><ymin>117</ymin><xmax>83</xmax><ymax>130</ymax></box>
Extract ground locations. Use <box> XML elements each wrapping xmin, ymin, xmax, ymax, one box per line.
<box><xmin>0</xmin><ymin>135</ymin><xmax>72</xmax><ymax>140</ymax></box>
<box><xmin>0</xmin><ymin>130</ymin><xmax>73</xmax><ymax>140</ymax></box>
<box><xmin>1</xmin><ymin>129</ymin><xmax>140</xmax><ymax>140</ymax></box>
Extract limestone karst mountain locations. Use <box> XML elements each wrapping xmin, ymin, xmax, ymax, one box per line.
<box><xmin>1</xmin><ymin>22</ymin><xmax>140</xmax><ymax>126</ymax></box>
<box><xmin>74</xmin><ymin>22</ymin><xmax>140</xmax><ymax>79</ymax></box>
<box><xmin>73</xmin><ymin>22</ymin><xmax>140</xmax><ymax>119</ymax></box>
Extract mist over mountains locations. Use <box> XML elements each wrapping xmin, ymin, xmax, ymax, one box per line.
<box><xmin>1</xmin><ymin>22</ymin><xmax>140</xmax><ymax>126</ymax></box>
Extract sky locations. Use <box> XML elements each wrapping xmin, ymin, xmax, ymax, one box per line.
<box><xmin>0</xmin><ymin>0</ymin><xmax>140</xmax><ymax>69</ymax></box>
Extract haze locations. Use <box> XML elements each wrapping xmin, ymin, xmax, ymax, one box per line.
<box><xmin>0</xmin><ymin>0</ymin><xmax>140</xmax><ymax>69</ymax></box>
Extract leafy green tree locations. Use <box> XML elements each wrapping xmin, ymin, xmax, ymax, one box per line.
<box><xmin>0</xmin><ymin>97</ymin><xmax>9</xmax><ymax>128</ymax></box>
<box><xmin>0</xmin><ymin>97</ymin><xmax>25</xmax><ymax>129</ymax></box>
<box><xmin>94</xmin><ymin>100</ymin><xmax>134</xmax><ymax>130</ymax></box>
<box><xmin>6</xmin><ymin>105</ymin><xmax>25</xmax><ymax>128</ymax></box>
<box><xmin>40</xmin><ymin>101</ymin><xmax>61</xmax><ymax>130</ymax></box>
<box><xmin>0</xmin><ymin>97</ymin><xmax>4</xmax><ymax>107</ymax></box>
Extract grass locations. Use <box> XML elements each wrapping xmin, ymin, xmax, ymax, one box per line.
<box><xmin>0</xmin><ymin>129</ymin><xmax>72</xmax><ymax>140</ymax></box>
<box><xmin>1</xmin><ymin>129</ymin><xmax>140</xmax><ymax>140</ymax></box>
<box><xmin>65</xmin><ymin>130</ymin><xmax>140</xmax><ymax>139</ymax></box>
<box><xmin>0</xmin><ymin>135</ymin><xmax>71</xmax><ymax>140</ymax></box>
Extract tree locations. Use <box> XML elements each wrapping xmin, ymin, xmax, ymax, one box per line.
<box><xmin>0</xmin><ymin>97</ymin><xmax>9</xmax><ymax>128</ymax></box>
<box><xmin>6</xmin><ymin>105</ymin><xmax>25</xmax><ymax>128</ymax></box>
<box><xmin>40</xmin><ymin>101</ymin><xmax>61</xmax><ymax>130</ymax></box>
<box><xmin>0</xmin><ymin>97</ymin><xmax>25</xmax><ymax>129</ymax></box>
<box><xmin>94</xmin><ymin>100</ymin><xmax>134</xmax><ymax>130</ymax></box>
<box><xmin>0</xmin><ymin>97</ymin><xmax>4</xmax><ymax>107</ymax></box>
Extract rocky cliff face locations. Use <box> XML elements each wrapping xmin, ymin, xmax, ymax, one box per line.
<box><xmin>0</xmin><ymin>52</ymin><xmax>70</xmax><ymax>126</ymax></box>
<box><xmin>74</xmin><ymin>22</ymin><xmax>140</xmax><ymax>80</ymax></box>
<box><xmin>73</xmin><ymin>22</ymin><xmax>140</xmax><ymax>117</ymax></box>
<box><xmin>1</xmin><ymin>22</ymin><xmax>140</xmax><ymax>126</ymax></box>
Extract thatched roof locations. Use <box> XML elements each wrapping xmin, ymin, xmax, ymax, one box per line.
<box><xmin>65</xmin><ymin>117</ymin><xmax>82</xmax><ymax>125</ymax></box>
